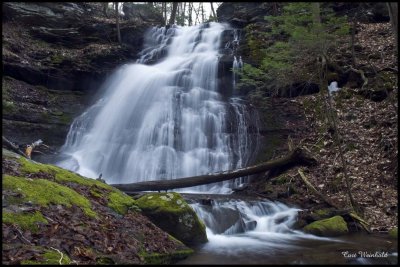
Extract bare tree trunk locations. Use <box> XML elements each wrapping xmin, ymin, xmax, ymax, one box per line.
<box><xmin>387</xmin><ymin>2</ymin><xmax>398</xmax><ymax>51</ymax></box>
<box><xmin>162</xmin><ymin>2</ymin><xmax>167</xmax><ymax>25</ymax></box>
<box><xmin>111</xmin><ymin>148</ymin><xmax>316</xmax><ymax>192</ymax></box>
<box><xmin>351</xmin><ymin>16</ymin><xmax>357</xmax><ymax>67</ymax></box>
<box><xmin>193</xmin><ymin>3</ymin><xmax>200</xmax><ymax>25</ymax></box>
<box><xmin>201</xmin><ymin>2</ymin><xmax>205</xmax><ymax>23</ymax></box>
<box><xmin>169</xmin><ymin>2</ymin><xmax>178</xmax><ymax>25</ymax></box>
<box><xmin>188</xmin><ymin>2</ymin><xmax>193</xmax><ymax>26</ymax></box>
<box><xmin>115</xmin><ymin>2</ymin><xmax>121</xmax><ymax>43</ymax></box>
<box><xmin>177</xmin><ymin>2</ymin><xmax>180</xmax><ymax>24</ymax></box>
<box><xmin>102</xmin><ymin>2</ymin><xmax>108</xmax><ymax>18</ymax></box>
<box><xmin>272</xmin><ymin>2</ymin><xmax>278</xmax><ymax>16</ymax></box>
<box><xmin>210</xmin><ymin>2</ymin><xmax>216</xmax><ymax>19</ymax></box>
<box><xmin>182</xmin><ymin>2</ymin><xmax>186</xmax><ymax>26</ymax></box>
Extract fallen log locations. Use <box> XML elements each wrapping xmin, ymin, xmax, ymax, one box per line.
<box><xmin>2</xmin><ymin>136</ymin><xmax>26</xmax><ymax>157</ymax></box>
<box><xmin>297</xmin><ymin>168</ymin><xmax>339</xmax><ymax>209</ymax></box>
<box><xmin>297</xmin><ymin>168</ymin><xmax>371</xmax><ymax>233</ymax></box>
<box><xmin>111</xmin><ymin>147</ymin><xmax>316</xmax><ymax>192</ymax></box>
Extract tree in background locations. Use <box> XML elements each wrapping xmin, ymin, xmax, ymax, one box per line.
<box><xmin>387</xmin><ymin>2</ymin><xmax>398</xmax><ymax>51</ymax></box>
<box><xmin>169</xmin><ymin>2</ymin><xmax>178</xmax><ymax>25</ymax></box>
<box><xmin>238</xmin><ymin>3</ymin><xmax>361</xmax><ymax>210</ymax></box>
<box><xmin>238</xmin><ymin>2</ymin><xmax>349</xmax><ymax>93</ymax></box>
<box><xmin>115</xmin><ymin>2</ymin><xmax>121</xmax><ymax>43</ymax></box>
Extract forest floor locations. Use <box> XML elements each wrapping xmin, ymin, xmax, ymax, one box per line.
<box><xmin>251</xmin><ymin>22</ymin><xmax>397</xmax><ymax>231</ymax></box>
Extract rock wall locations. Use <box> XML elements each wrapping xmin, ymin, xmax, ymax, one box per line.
<box><xmin>2</xmin><ymin>2</ymin><xmax>162</xmax><ymax>154</ymax></box>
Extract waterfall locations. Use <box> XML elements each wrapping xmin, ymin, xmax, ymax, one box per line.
<box><xmin>190</xmin><ymin>199</ymin><xmax>336</xmax><ymax>255</ymax></box>
<box><xmin>56</xmin><ymin>22</ymin><xmax>259</xmax><ymax>193</ymax></box>
<box><xmin>232</xmin><ymin>56</ymin><xmax>243</xmax><ymax>88</ymax></box>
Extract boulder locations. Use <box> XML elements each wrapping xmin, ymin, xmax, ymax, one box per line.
<box><xmin>303</xmin><ymin>215</ymin><xmax>349</xmax><ymax>237</ymax></box>
<box><xmin>136</xmin><ymin>192</ymin><xmax>208</xmax><ymax>246</ymax></box>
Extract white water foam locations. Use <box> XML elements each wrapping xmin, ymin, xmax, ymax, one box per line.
<box><xmin>56</xmin><ymin>23</ymin><xmax>258</xmax><ymax>193</ymax></box>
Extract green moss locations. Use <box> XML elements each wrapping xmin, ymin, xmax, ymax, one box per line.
<box><xmin>2</xmin><ymin>100</ymin><xmax>16</xmax><ymax>113</ymax></box>
<box><xmin>2</xmin><ymin>211</ymin><xmax>48</xmax><ymax>233</ymax></box>
<box><xmin>90</xmin><ymin>186</ymin><xmax>103</xmax><ymax>198</ymax></box>
<box><xmin>58</xmin><ymin>113</ymin><xmax>73</xmax><ymax>125</ymax></box>
<box><xmin>273</xmin><ymin>174</ymin><xmax>288</xmax><ymax>185</ymax></box>
<box><xmin>136</xmin><ymin>193</ymin><xmax>207</xmax><ymax>246</ymax></box>
<box><xmin>107</xmin><ymin>191</ymin><xmax>139</xmax><ymax>215</ymax></box>
<box><xmin>51</xmin><ymin>54</ymin><xmax>65</xmax><ymax>64</ymax></box>
<box><xmin>140</xmin><ymin>249</ymin><xmax>193</xmax><ymax>264</ymax></box>
<box><xmin>21</xmin><ymin>248</ymin><xmax>71</xmax><ymax>265</ymax></box>
<box><xmin>389</xmin><ymin>227</ymin><xmax>398</xmax><ymax>239</ymax></box>
<box><xmin>3</xmin><ymin>175</ymin><xmax>97</xmax><ymax>218</ymax></box>
<box><xmin>136</xmin><ymin>192</ymin><xmax>189</xmax><ymax>213</ymax></box>
<box><xmin>303</xmin><ymin>215</ymin><xmax>349</xmax><ymax>237</ymax></box>
<box><xmin>314</xmin><ymin>209</ymin><xmax>331</xmax><ymax>217</ymax></box>
<box><xmin>17</xmin><ymin>156</ymin><xmax>111</xmax><ymax>191</ymax></box>
<box><xmin>9</xmin><ymin>153</ymin><xmax>145</xmax><ymax>216</ymax></box>
<box><xmin>96</xmin><ymin>257</ymin><xmax>115</xmax><ymax>264</ymax></box>
<box><xmin>310</xmin><ymin>208</ymin><xmax>336</xmax><ymax>221</ymax></box>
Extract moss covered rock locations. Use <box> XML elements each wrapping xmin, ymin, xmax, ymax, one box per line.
<box><xmin>303</xmin><ymin>215</ymin><xmax>349</xmax><ymax>237</ymax></box>
<box><xmin>2</xmin><ymin>149</ymin><xmax>192</xmax><ymax>264</ymax></box>
<box><xmin>136</xmin><ymin>192</ymin><xmax>208</xmax><ymax>246</ymax></box>
<box><xmin>388</xmin><ymin>227</ymin><xmax>397</xmax><ymax>239</ymax></box>
<box><xmin>5</xmin><ymin>151</ymin><xmax>139</xmax><ymax>215</ymax></box>
<box><xmin>3</xmin><ymin>211</ymin><xmax>48</xmax><ymax>233</ymax></box>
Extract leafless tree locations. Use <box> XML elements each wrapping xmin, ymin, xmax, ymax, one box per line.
<box><xmin>115</xmin><ymin>2</ymin><xmax>121</xmax><ymax>43</ymax></box>
<box><xmin>169</xmin><ymin>2</ymin><xmax>178</xmax><ymax>25</ymax></box>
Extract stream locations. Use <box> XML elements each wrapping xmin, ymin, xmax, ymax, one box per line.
<box><xmin>54</xmin><ymin>22</ymin><xmax>398</xmax><ymax>265</ymax></box>
<box><xmin>177</xmin><ymin>194</ymin><xmax>398</xmax><ymax>265</ymax></box>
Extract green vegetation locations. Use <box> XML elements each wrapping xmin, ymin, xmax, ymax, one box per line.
<box><xmin>18</xmin><ymin>156</ymin><xmax>109</xmax><ymax>190</ymax></box>
<box><xmin>10</xmin><ymin>152</ymin><xmax>139</xmax><ymax>215</ymax></box>
<box><xmin>3</xmin><ymin>175</ymin><xmax>97</xmax><ymax>218</ymax></box>
<box><xmin>136</xmin><ymin>192</ymin><xmax>207</xmax><ymax>246</ymax></box>
<box><xmin>303</xmin><ymin>215</ymin><xmax>349</xmax><ymax>237</ymax></box>
<box><xmin>107</xmin><ymin>191</ymin><xmax>140</xmax><ymax>215</ymax></box>
<box><xmin>2</xmin><ymin>100</ymin><xmax>16</xmax><ymax>113</ymax></box>
<box><xmin>239</xmin><ymin>3</ymin><xmax>349</xmax><ymax>92</ymax></box>
<box><xmin>21</xmin><ymin>247</ymin><xmax>71</xmax><ymax>265</ymax></box>
<box><xmin>3</xmin><ymin>211</ymin><xmax>48</xmax><ymax>233</ymax></box>
<box><xmin>389</xmin><ymin>227</ymin><xmax>398</xmax><ymax>239</ymax></box>
<box><xmin>50</xmin><ymin>54</ymin><xmax>65</xmax><ymax>65</ymax></box>
<box><xmin>139</xmin><ymin>249</ymin><xmax>194</xmax><ymax>264</ymax></box>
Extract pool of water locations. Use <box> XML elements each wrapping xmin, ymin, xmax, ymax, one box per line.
<box><xmin>177</xmin><ymin>194</ymin><xmax>397</xmax><ymax>265</ymax></box>
<box><xmin>177</xmin><ymin>232</ymin><xmax>397</xmax><ymax>265</ymax></box>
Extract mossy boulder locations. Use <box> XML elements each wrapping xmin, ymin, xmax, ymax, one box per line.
<box><xmin>3</xmin><ymin>149</ymin><xmax>139</xmax><ymax>216</ymax></box>
<box><xmin>303</xmin><ymin>215</ymin><xmax>349</xmax><ymax>237</ymax></box>
<box><xmin>136</xmin><ymin>192</ymin><xmax>208</xmax><ymax>246</ymax></box>
<box><xmin>310</xmin><ymin>208</ymin><xmax>338</xmax><ymax>221</ymax></box>
<box><xmin>388</xmin><ymin>227</ymin><xmax>398</xmax><ymax>239</ymax></box>
<box><xmin>3</xmin><ymin>149</ymin><xmax>192</xmax><ymax>264</ymax></box>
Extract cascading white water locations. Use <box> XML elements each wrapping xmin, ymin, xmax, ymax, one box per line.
<box><xmin>232</xmin><ymin>56</ymin><xmax>243</xmax><ymax>88</ymax></box>
<box><xmin>186</xmin><ymin>199</ymin><xmax>341</xmax><ymax>263</ymax></box>
<box><xmin>56</xmin><ymin>22</ymin><xmax>258</xmax><ymax>193</ymax></box>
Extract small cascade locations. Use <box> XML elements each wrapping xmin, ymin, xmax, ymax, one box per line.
<box><xmin>232</xmin><ymin>56</ymin><xmax>243</xmax><ymax>88</ymax></box>
<box><xmin>190</xmin><ymin>199</ymin><xmax>335</xmax><ymax>254</ymax></box>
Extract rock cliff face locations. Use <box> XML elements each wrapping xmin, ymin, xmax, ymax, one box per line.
<box><xmin>2</xmin><ymin>2</ymin><xmax>162</xmax><ymax>154</ymax></box>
